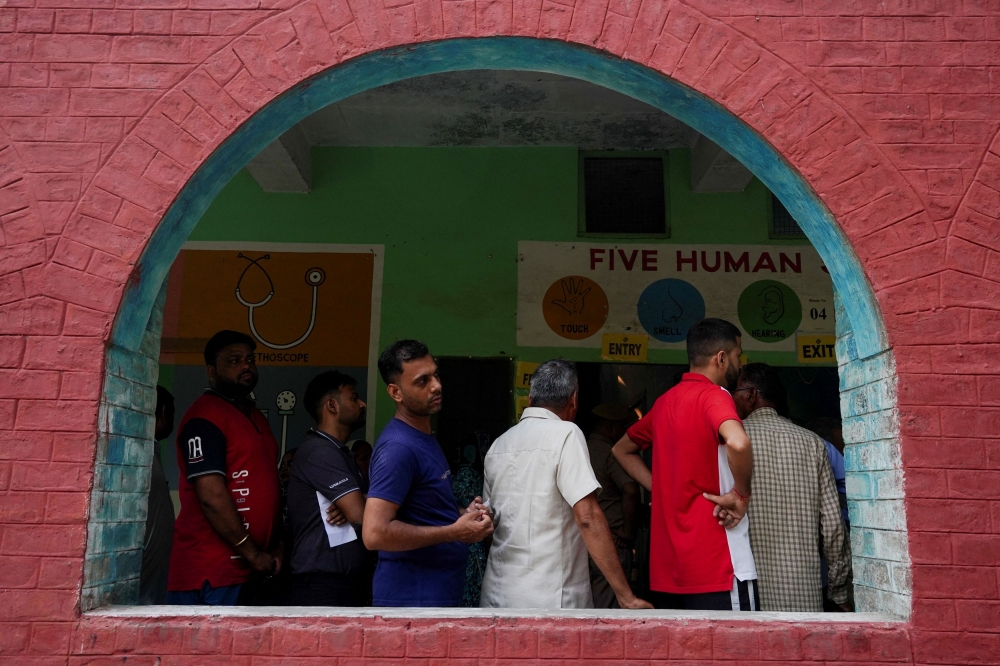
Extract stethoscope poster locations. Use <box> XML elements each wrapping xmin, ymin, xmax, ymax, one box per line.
<box><xmin>159</xmin><ymin>242</ymin><xmax>384</xmax><ymax>495</ymax></box>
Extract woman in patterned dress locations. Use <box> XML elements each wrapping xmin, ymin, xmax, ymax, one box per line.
<box><xmin>451</xmin><ymin>433</ymin><xmax>489</xmax><ymax>607</ymax></box>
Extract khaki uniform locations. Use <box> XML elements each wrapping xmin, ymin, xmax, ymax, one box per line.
<box><xmin>586</xmin><ymin>432</ymin><xmax>637</xmax><ymax>608</ymax></box>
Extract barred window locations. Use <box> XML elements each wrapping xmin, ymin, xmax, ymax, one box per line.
<box><xmin>582</xmin><ymin>156</ymin><xmax>668</xmax><ymax>235</ymax></box>
<box><xmin>771</xmin><ymin>193</ymin><xmax>806</xmax><ymax>238</ymax></box>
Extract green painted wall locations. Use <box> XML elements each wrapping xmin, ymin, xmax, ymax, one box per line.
<box><xmin>177</xmin><ymin>146</ymin><xmax>815</xmax><ymax>431</ymax></box>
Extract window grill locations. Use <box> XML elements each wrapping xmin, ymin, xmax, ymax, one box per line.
<box><xmin>771</xmin><ymin>193</ymin><xmax>806</xmax><ymax>238</ymax></box>
<box><xmin>583</xmin><ymin>157</ymin><xmax>667</xmax><ymax>235</ymax></box>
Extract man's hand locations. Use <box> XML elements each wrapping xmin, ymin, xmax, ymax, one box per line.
<box><xmin>831</xmin><ymin>596</ymin><xmax>854</xmax><ymax>612</ymax></box>
<box><xmin>267</xmin><ymin>544</ymin><xmax>283</xmax><ymax>576</ymax></box>
<box><xmin>618</xmin><ymin>594</ymin><xmax>654</xmax><ymax>610</ymax></box>
<box><xmin>451</xmin><ymin>508</ymin><xmax>494</xmax><ymax>543</ymax></box>
<box><xmin>247</xmin><ymin>550</ymin><xmax>277</xmax><ymax>575</ymax></box>
<box><xmin>466</xmin><ymin>496</ymin><xmax>494</xmax><ymax>522</ymax></box>
<box><xmin>703</xmin><ymin>490</ymin><xmax>747</xmax><ymax>529</ymax></box>
<box><xmin>326</xmin><ymin>502</ymin><xmax>347</xmax><ymax>526</ymax></box>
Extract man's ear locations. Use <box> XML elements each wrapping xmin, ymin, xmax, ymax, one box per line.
<box><xmin>386</xmin><ymin>383</ymin><xmax>403</xmax><ymax>404</ymax></box>
<box><xmin>325</xmin><ymin>396</ymin><xmax>339</xmax><ymax>417</ymax></box>
<box><xmin>206</xmin><ymin>365</ymin><xmax>216</xmax><ymax>382</ymax></box>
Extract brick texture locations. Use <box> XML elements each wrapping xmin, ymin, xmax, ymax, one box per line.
<box><xmin>0</xmin><ymin>0</ymin><xmax>998</xmax><ymax>663</ymax></box>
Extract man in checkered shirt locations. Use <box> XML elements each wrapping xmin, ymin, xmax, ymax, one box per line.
<box><xmin>732</xmin><ymin>363</ymin><xmax>852</xmax><ymax>613</ymax></box>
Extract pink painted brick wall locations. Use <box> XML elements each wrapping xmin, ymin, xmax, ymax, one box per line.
<box><xmin>1</xmin><ymin>0</ymin><xmax>999</xmax><ymax>663</ymax></box>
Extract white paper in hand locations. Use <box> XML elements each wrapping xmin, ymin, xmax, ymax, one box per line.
<box><xmin>316</xmin><ymin>491</ymin><xmax>358</xmax><ymax>548</ymax></box>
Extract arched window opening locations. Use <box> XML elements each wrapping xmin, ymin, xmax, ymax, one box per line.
<box><xmin>85</xmin><ymin>39</ymin><xmax>908</xmax><ymax>620</ymax></box>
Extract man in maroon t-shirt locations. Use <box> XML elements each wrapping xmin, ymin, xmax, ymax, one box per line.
<box><xmin>166</xmin><ymin>330</ymin><xmax>282</xmax><ymax>605</ymax></box>
<box><xmin>613</xmin><ymin>318</ymin><xmax>758</xmax><ymax>611</ymax></box>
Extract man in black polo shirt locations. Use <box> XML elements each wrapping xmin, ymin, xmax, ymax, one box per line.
<box><xmin>286</xmin><ymin>370</ymin><xmax>372</xmax><ymax>606</ymax></box>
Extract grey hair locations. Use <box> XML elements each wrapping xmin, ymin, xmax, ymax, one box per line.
<box><xmin>528</xmin><ymin>359</ymin><xmax>578</xmax><ymax>409</ymax></box>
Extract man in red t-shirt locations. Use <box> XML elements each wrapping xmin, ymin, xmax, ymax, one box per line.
<box><xmin>166</xmin><ymin>330</ymin><xmax>282</xmax><ymax>605</ymax></box>
<box><xmin>613</xmin><ymin>318</ymin><xmax>758</xmax><ymax>611</ymax></box>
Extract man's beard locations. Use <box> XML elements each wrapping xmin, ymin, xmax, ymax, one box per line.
<box><xmin>346</xmin><ymin>408</ymin><xmax>367</xmax><ymax>432</ymax></box>
<box><xmin>724</xmin><ymin>364</ymin><xmax>740</xmax><ymax>392</ymax></box>
<box><xmin>403</xmin><ymin>393</ymin><xmax>442</xmax><ymax>417</ymax></box>
<box><xmin>215</xmin><ymin>373</ymin><xmax>257</xmax><ymax>399</ymax></box>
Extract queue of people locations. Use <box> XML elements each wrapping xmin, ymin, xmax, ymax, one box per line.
<box><xmin>147</xmin><ymin>322</ymin><xmax>851</xmax><ymax>613</ymax></box>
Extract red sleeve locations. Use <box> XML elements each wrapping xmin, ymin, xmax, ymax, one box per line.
<box><xmin>703</xmin><ymin>387</ymin><xmax>741</xmax><ymax>437</ymax></box>
<box><xmin>626</xmin><ymin>409</ymin><xmax>655</xmax><ymax>450</ymax></box>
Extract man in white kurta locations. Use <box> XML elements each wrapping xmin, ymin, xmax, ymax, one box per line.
<box><xmin>479</xmin><ymin>360</ymin><xmax>651</xmax><ymax>610</ymax></box>
<box><xmin>480</xmin><ymin>406</ymin><xmax>598</xmax><ymax>608</ymax></box>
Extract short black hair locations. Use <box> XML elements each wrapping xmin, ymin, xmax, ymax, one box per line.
<box><xmin>739</xmin><ymin>362</ymin><xmax>789</xmax><ymax>417</ymax></box>
<box><xmin>204</xmin><ymin>330</ymin><xmax>256</xmax><ymax>366</ymax></box>
<box><xmin>304</xmin><ymin>370</ymin><xmax>357</xmax><ymax>422</ymax></box>
<box><xmin>686</xmin><ymin>318</ymin><xmax>741</xmax><ymax>366</ymax></box>
<box><xmin>155</xmin><ymin>385</ymin><xmax>174</xmax><ymax>417</ymax></box>
<box><xmin>378</xmin><ymin>339</ymin><xmax>430</xmax><ymax>384</ymax></box>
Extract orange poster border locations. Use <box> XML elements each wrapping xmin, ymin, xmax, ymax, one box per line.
<box><xmin>180</xmin><ymin>241</ymin><xmax>385</xmax><ymax>442</ymax></box>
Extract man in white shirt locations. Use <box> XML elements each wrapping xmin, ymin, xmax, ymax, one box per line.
<box><xmin>479</xmin><ymin>359</ymin><xmax>652</xmax><ymax>610</ymax></box>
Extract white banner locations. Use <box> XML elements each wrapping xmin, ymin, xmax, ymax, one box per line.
<box><xmin>517</xmin><ymin>241</ymin><xmax>834</xmax><ymax>353</ymax></box>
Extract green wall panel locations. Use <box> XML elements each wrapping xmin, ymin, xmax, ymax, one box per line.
<box><xmin>177</xmin><ymin>146</ymin><xmax>811</xmax><ymax>431</ymax></box>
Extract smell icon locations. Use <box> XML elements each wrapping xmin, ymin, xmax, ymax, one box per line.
<box><xmin>661</xmin><ymin>285</ymin><xmax>684</xmax><ymax>324</ymax></box>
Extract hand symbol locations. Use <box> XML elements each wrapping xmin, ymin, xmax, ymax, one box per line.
<box><xmin>551</xmin><ymin>278</ymin><xmax>591</xmax><ymax>315</ymax></box>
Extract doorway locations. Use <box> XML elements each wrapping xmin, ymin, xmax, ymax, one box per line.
<box><xmin>434</xmin><ymin>357</ymin><xmax>515</xmax><ymax>471</ymax></box>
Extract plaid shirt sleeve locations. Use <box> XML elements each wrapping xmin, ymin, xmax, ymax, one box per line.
<box><xmin>817</xmin><ymin>440</ymin><xmax>851</xmax><ymax>605</ymax></box>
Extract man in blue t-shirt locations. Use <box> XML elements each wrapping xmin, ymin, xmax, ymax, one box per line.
<box><xmin>363</xmin><ymin>339</ymin><xmax>494</xmax><ymax>606</ymax></box>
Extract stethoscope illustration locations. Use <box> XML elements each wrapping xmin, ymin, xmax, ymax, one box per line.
<box><xmin>235</xmin><ymin>253</ymin><xmax>326</xmax><ymax>349</ymax></box>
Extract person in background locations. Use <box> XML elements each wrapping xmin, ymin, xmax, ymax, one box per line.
<box><xmin>362</xmin><ymin>340</ymin><xmax>494</xmax><ymax>607</ymax></box>
<box><xmin>734</xmin><ymin>363</ymin><xmax>851</xmax><ymax>613</ymax></box>
<box><xmin>351</xmin><ymin>440</ymin><xmax>373</xmax><ymax>478</ymax></box>
<box><xmin>286</xmin><ymin>370</ymin><xmax>373</xmax><ymax>606</ymax></box>
<box><xmin>139</xmin><ymin>386</ymin><xmax>176</xmax><ymax>605</ymax></box>
<box><xmin>586</xmin><ymin>403</ymin><xmax>640</xmax><ymax>608</ymax></box>
<box><xmin>451</xmin><ymin>431</ymin><xmax>489</xmax><ymax>607</ymax></box>
<box><xmin>480</xmin><ymin>360</ymin><xmax>652</xmax><ymax>610</ymax></box>
<box><xmin>278</xmin><ymin>449</ymin><xmax>297</xmax><ymax>491</ymax></box>
<box><xmin>808</xmin><ymin>417</ymin><xmax>849</xmax><ymax>524</ymax></box>
<box><xmin>613</xmin><ymin>318</ymin><xmax>758</xmax><ymax>611</ymax></box>
<box><xmin>167</xmin><ymin>330</ymin><xmax>282</xmax><ymax>605</ymax></box>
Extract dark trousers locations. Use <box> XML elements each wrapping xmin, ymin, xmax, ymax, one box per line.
<box><xmin>651</xmin><ymin>578</ymin><xmax>760</xmax><ymax>611</ymax></box>
<box><xmin>287</xmin><ymin>572</ymin><xmax>368</xmax><ymax>607</ymax></box>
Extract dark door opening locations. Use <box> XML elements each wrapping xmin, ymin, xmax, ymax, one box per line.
<box><xmin>434</xmin><ymin>357</ymin><xmax>514</xmax><ymax>471</ymax></box>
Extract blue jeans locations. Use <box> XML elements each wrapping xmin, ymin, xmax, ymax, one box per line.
<box><xmin>166</xmin><ymin>580</ymin><xmax>243</xmax><ymax>606</ymax></box>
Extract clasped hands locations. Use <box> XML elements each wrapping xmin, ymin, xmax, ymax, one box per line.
<box><xmin>454</xmin><ymin>496</ymin><xmax>494</xmax><ymax>543</ymax></box>
<box><xmin>325</xmin><ymin>496</ymin><xmax>494</xmax><ymax>543</ymax></box>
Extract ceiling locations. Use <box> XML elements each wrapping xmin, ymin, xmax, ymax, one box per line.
<box><xmin>297</xmin><ymin>70</ymin><xmax>698</xmax><ymax>150</ymax></box>
<box><xmin>245</xmin><ymin>70</ymin><xmax>753</xmax><ymax>193</ymax></box>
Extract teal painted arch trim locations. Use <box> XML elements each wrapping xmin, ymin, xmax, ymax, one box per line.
<box><xmin>112</xmin><ymin>37</ymin><xmax>888</xmax><ymax>359</ymax></box>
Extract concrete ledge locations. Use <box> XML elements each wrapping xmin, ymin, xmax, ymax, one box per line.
<box><xmin>89</xmin><ymin>605</ymin><xmax>903</xmax><ymax>623</ymax></box>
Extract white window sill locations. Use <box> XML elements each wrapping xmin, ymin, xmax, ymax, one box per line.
<box><xmin>88</xmin><ymin>605</ymin><xmax>903</xmax><ymax>623</ymax></box>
